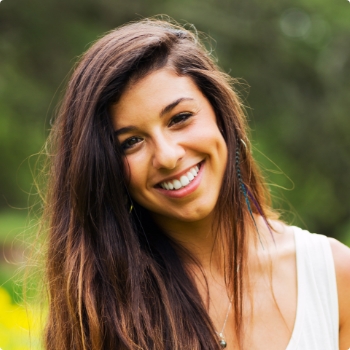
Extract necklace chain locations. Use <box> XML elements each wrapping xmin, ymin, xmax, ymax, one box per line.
<box><xmin>215</xmin><ymin>298</ymin><xmax>232</xmax><ymax>348</ymax></box>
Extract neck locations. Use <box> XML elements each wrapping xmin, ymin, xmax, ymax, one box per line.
<box><xmin>152</xmin><ymin>211</ymin><xmax>225</xmax><ymax>272</ymax></box>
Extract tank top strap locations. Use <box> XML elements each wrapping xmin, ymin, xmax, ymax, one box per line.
<box><xmin>286</xmin><ymin>226</ymin><xmax>339</xmax><ymax>349</ymax></box>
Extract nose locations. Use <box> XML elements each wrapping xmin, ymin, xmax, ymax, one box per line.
<box><xmin>152</xmin><ymin>134</ymin><xmax>185</xmax><ymax>169</ymax></box>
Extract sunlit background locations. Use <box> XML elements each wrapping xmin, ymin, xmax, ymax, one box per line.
<box><xmin>0</xmin><ymin>0</ymin><xmax>349</xmax><ymax>348</ymax></box>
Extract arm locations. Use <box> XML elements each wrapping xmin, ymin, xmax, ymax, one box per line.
<box><xmin>329</xmin><ymin>237</ymin><xmax>350</xmax><ymax>350</ymax></box>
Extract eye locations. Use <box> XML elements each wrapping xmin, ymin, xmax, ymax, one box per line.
<box><xmin>121</xmin><ymin>136</ymin><xmax>143</xmax><ymax>150</ymax></box>
<box><xmin>168</xmin><ymin>112</ymin><xmax>193</xmax><ymax>127</ymax></box>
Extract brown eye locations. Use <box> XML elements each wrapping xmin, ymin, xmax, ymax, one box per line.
<box><xmin>168</xmin><ymin>113</ymin><xmax>193</xmax><ymax>127</ymax></box>
<box><xmin>121</xmin><ymin>136</ymin><xmax>143</xmax><ymax>150</ymax></box>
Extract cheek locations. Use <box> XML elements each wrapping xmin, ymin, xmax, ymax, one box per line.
<box><xmin>219</xmin><ymin>140</ymin><xmax>228</xmax><ymax>164</ymax></box>
<box><xmin>127</xmin><ymin>176</ymin><xmax>145</xmax><ymax>207</ymax></box>
<box><xmin>125</xmin><ymin>156</ymin><xmax>149</xmax><ymax>201</ymax></box>
<box><xmin>123</xmin><ymin>158</ymin><xmax>131</xmax><ymax>180</ymax></box>
<box><xmin>194</xmin><ymin>125</ymin><xmax>227</xmax><ymax>156</ymax></box>
<box><xmin>213</xmin><ymin>137</ymin><xmax>228</xmax><ymax>181</ymax></box>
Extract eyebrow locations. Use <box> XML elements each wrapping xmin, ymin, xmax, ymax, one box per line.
<box><xmin>114</xmin><ymin>125</ymin><xmax>138</xmax><ymax>136</ymax></box>
<box><xmin>160</xmin><ymin>97</ymin><xmax>194</xmax><ymax>117</ymax></box>
<box><xmin>114</xmin><ymin>97</ymin><xmax>194</xmax><ymax>136</ymax></box>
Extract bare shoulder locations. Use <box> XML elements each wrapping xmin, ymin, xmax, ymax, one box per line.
<box><xmin>328</xmin><ymin>237</ymin><xmax>350</xmax><ymax>347</ymax></box>
<box><xmin>268</xmin><ymin>219</ymin><xmax>295</xmax><ymax>251</ymax></box>
<box><xmin>328</xmin><ymin>237</ymin><xmax>350</xmax><ymax>298</ymax></box>
<box><xmin>251</xmin><ymin>218</ymin><xmax>296</xmax><ymax>271</ymax></box>
<box><xmin>328</xmin><ymin>237</ymin><xmax>350</xmax><ymax>277</ymax></box>
<box><xmin>254</xmin><ymin>218</ymin><xmax>297</xmax><ymax>269</ymax></box>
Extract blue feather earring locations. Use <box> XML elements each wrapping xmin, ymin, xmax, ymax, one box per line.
<box><xmin>235</xmin><ymin>138</ymin><xmax>264</xmax><ymax>247</ymax></box>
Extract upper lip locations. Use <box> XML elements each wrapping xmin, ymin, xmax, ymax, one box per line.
<box><xmin>154</xmin><ymin>161</ymin><xmax>202</xmax><ymax>186</ymax></box>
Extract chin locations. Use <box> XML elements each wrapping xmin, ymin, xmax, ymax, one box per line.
<box><xmin>153</xmin><ymin>203</ymin><xmax>216</xmax><ymax>225</ymax></box>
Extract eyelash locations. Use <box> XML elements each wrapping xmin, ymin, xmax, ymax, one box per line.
<box><xmin>168</xmin><ymin>112</ymin><xmax>193</xmax><ymax>127</ymax></box>
<box><xmin>120</xmin><ymin>112</ymin><xmax>194</xmax><ymax>151</ymax></box>
<box><xmin>121</xmin><ymin>136</ymin><xmax>143</xmax><ymax>150</ymax></box>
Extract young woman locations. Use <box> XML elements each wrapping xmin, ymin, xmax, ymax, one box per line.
<box><xmin>42</xmin><ymin>19</ymin><xmax>350</xmax><ymax>349</ymax></box>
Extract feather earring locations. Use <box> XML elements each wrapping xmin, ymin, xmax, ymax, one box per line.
<box><xmin>235</xmin><ymin>138</ymin><xmax>264</xmax><ymax>247</ymax></box>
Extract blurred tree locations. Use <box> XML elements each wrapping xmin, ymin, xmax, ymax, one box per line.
<box><xmin>0</xmin><ymin>0</ymin><xmax>349</xmax><ymax>241</ymax></box>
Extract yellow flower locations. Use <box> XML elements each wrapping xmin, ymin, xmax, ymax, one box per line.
<box><xmin>0</xmin><ymin>287</ymin><xmax>43</xmax><ymax>350</ymax></box>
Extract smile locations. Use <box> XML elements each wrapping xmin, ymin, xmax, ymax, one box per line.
<box><xmin>158</xmin><ymin>164</ymin><xmax>201</xmax><ymax>191</ymax></box>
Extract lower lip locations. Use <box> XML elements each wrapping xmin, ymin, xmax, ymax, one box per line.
<box><xmin>155</xmin><ymin>162</ymin><xmax>204</xmax><ymax>199</ymax></box>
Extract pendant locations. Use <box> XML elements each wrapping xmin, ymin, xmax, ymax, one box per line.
<box><xmin>218</xmin><ymin>333</ymin><xmax>227</xmax><ymax>348</ymax></box>
<box><xmin>219</xmin><ymin>339</ymin><xmax>227</xmax><ymax>348</ymax></box>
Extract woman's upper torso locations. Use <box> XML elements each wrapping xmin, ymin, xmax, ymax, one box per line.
<box><xmin>204</xmin><ymin>223</ymin><xmax>339</xmax><ymax>350</ymax></box>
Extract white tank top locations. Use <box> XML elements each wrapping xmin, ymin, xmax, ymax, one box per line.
<box><xmin>286</xmin><ymin>226</ymin><xmax>339</xmax><ymax>349</ymax></box>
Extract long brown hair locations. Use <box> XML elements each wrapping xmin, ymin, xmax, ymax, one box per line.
<box><xmin>43</xmin><ymin>18</ymin><xmax>272</xmax><ymax>349</ymax></box>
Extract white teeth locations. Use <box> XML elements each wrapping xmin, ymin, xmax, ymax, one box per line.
<box><xmin>180</xmin><ymin>175</ymin><xmax>190</xmax><ymax>186</ymax></box>
<box><xmin>173</xmin><ymin>180</ymin><xmax>182</xmax><ymax>190</ymax></box>
<box><xmin>187</xmin><ymin>172</ymin><xmax>194</xmax><ymax>181</ymax></box>
<box><xmin>159</xmin><ymin>163</ymin><xmax>201</xmax><ymax>190</ymax></box>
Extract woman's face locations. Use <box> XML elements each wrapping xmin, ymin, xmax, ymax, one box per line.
<box><xmin>111</xmin><ymin>68</ymin><xmax>227</xmax><ymax>224</ymax></box>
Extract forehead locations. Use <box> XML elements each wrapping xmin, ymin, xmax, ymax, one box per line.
<box><xmin>110</xmin><ymin>68</ymin><xmax>205</xmax><ymax>127</ymax></box>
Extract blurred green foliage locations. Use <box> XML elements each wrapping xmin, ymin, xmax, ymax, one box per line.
<box><xmin>0</xmin><ymin>0</ymin><xmax>349</xmax><ymax>310</ymax></box>
<box><xmin>1</xmin><ymin>0</ymin><xmax>349</xmax><ymax>239</ymax></box>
